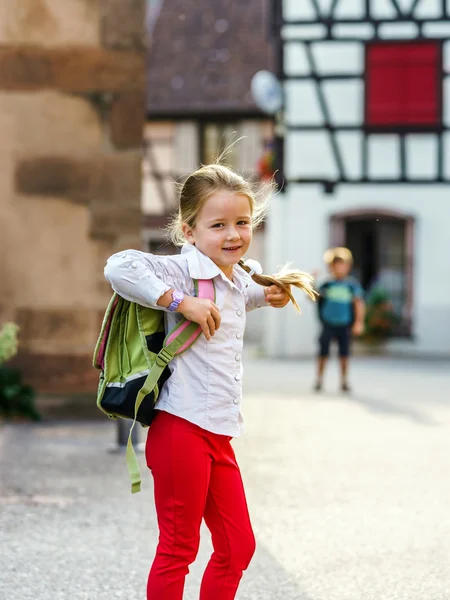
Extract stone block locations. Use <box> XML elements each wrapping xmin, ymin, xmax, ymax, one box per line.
<box><xmin>0</xmin><ymin>92</ymin><xmax>104</xmax><ymax>154</ymax></box>
<box><xmin>10</xmin><ymin>351</ymin><xmax>100</xmax><ymax>394</ymax></box>
<box><xmin>52</xmin><ymin>47</ymin><xmax>146</xmax><ymax>92</ymax></box>
<box><xmin>15</xmin><ymin>157</ymin><xmax>91</xmax><ymax>203</ymax></box>
<box><xmin>0</xmin><ymin>46</ymin><xmax>51</xmax><ymax>90</ymax></box>
<box><xmin>100</xmin><ymin>0</ymin><xmax>146</xmax><ymax>50</ymax></box>
<box><xmin>16</xmin><ymin>152</ymin><xmax>142</xmax><ymax>206</ymax></box>
<box><xmin>109</xmin><ymin>91</ymin><xmax>146</xmax><ymax>149</ymax></box>
<box><xmin>88</xmin><ymin>153</ymin><xmax>143</xmax><ymax>210</ymax></box>
<box><xmin>15</xmin><ymin>307</ymin><xmax>103</xmax><ymax>354</ymax></box>
<box><xmin>90</xmin><ymin>202</ymin><xmax>142</xmax><ymax>241</ymax></box>
<box><xmin>0</xmin><ymin>0</ymin><xmax>100</xmax><ymax>47</ymax></box>
<box><xmin>0</xmin><ymin>46</ymin><xmax>145</xmax><ymax>92</ymax></box>
<box><xmin>11</xmin><ymin>307</ymin><xmax>105</xmax><ymax>392</ymax></box>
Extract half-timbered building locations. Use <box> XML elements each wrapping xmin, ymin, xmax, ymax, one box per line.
<box><xmin>265</xmin><ymin>0</ymin><xmax>450</xmax><ymax>357</ymax></box>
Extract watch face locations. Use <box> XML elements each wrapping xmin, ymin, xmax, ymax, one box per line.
<box><xmin>173</xmin><ymin>291</ymin><xmax>184</xmax><ymax>302</ymax></box>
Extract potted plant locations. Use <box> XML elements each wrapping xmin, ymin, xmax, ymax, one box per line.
<box><xmin>0</xmin><ymin>323</ymin><xmax>40</xmax><ymax>421</ymax></box>
<box><xmin>362</xmin><ymin>287</ymin><xmax>400</xmax><ymax>346</ymax></box>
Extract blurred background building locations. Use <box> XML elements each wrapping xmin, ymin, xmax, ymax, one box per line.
<box><xmin>265</xmin><ymin>0</ymin><xmax>450</xmax><ymax>359</ymax></box>
<box><xmin>2</xmin><ymin>0</ymin><xmax>449</xmax><ymax>403</ymax></box>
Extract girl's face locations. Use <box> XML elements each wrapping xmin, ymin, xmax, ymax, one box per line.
<box><xmin>182</xmin><ymin>190</ymin><xmax>253</xmax><ymax>279</ymax></box>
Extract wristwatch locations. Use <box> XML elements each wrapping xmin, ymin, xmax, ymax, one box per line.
<box><xmin>168</xmin><ymin>290</ymin><xmax>185</xmax><ymax>312</ymax></box>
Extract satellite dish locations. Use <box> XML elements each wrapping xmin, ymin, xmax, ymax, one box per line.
<box><xmin>251</xmin><ymin>70</ymin><xmax>283</xmax><ymax>115</ymax></box>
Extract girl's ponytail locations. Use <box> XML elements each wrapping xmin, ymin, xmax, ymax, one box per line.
<box><xmin>239</xmin><ymin>261</ymin><xmax>318</xmax><ymax>312</ymax></box>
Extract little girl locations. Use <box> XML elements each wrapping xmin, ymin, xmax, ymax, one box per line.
<box><xmin>104</xmin><ymin>164</ymin><xmax>316</xmax><ymax>600</ymax></box>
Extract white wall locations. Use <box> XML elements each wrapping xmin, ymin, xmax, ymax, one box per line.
<box><xmin>263</xmin><ymin>184</ymin><xmax>450</xmax><ymax>357</ymax></box>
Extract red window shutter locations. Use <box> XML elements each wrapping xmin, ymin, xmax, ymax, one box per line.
<box><xmin>366</xmin><ymin>42</ymin><xmax>441</xmax><ymax>128</ymax></box>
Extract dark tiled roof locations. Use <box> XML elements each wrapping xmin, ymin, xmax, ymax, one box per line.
<box><xmin>146</xmin><ymin>0</ymin><xmax>274</xmax><ymax>116</ymax></box>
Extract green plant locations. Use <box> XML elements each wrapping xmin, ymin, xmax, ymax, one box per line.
<box><xmin>0</xmin><ymin>323</ymin><xmax>19</xmax><ymax>364</ymax></box>
<box><xmin>363</xmin><ymin>287</ymin><xmax>400</xmax><ymax>342</ymax></box>
<box><xmin>0</xmin><ymin>323</ymin><xmax>40</xmax><ymax>421</ymax></box>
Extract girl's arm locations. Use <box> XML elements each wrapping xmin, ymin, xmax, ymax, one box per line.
<box><xmin>246</xmin><ymin>282</ymin><xmax>292</xmax><ymax>311</ymax></box>
<box><xmin>104</xmin><ymin>249</ymin><xmax>189</xmax><ymax>310</ymax></box>
<box><xmin>104</xmin><ymin>250</ymin><xmax>221</xmax><ymax>338</ymax></box>
<box><xmin>245</xmin><ymin>280</ymin><xmax>270</xmax><ymax>312</ymax></box>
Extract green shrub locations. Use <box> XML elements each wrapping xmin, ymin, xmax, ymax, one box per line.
<box><xmin>0</xmin><ymin>323</ymin><xmax>19</xmax><ymax>365</ymax></box>
<box><xmin>363</xmin><ymin>287</ymin><xmax>400</xmax><ymax>341</ymax></box>
<box><xmin>0</xmin><ymin>323</ymin><xmax>40</xmax><ymax>421</ymax></box>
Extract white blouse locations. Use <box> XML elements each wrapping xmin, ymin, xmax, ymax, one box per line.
<box><xmin>104</xmin><ymin>244</ymin><xmax>268</xmax><ymax>437</ymax></box>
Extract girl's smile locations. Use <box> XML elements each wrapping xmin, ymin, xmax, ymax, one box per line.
<box><xmin>222</xmin><ymin>245</ymin><xmax>242</xmax><ymax>253</ymax></box>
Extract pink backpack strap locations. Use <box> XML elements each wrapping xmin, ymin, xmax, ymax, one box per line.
<box><xmin>93</xmin><ymin>294</ymin><xmax>120</xmax><ymax>370</ymax></box>
<box><xmin>195</xmin><ymin>279</ymin><xmax>215</xmax><ymax>301</ymax></box>
<box><xmin>163</xmin><ymin>279</ymin><xmax>215</xmax><ymax>356</ymax></box>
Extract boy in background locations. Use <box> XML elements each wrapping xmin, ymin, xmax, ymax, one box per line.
<box><xmin>315</xmin><ymin>247</ymin><xmax>365</xmax><ymax>392</ymax></box>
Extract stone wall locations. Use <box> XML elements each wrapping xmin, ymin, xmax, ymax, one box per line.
<box><xmin>0</xmin><ymin>0</ymin><xmax>146</xmax><ymax>393</ymax></box>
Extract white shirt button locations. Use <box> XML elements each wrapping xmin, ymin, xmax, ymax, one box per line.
<box><xmin>233</xmin><ymin>398</ymin><xmax>239</xmax><ymax>405</ymax></box>
<box><xmin>236</xmin><ymin>310</ymin><xmax>243</xmax><ymax>316</ymax></box>
<box><xmin>236</xmin><ymin>333</ymin><xmax>242</xmax><ymax>339</ymax></box>
<box><xmin>121</xmin><ymin>253</ymin><xmax>128</xmax><ymax>259</ymax></box>
<box><xmin>235</xmin><ymin>354</ymin><xmax>241</xmax><ymax>361</ymax></box>
<box><xmin>234</xmin><ymin>374</ymin><xmax>241</xmax><ymax>381</ymax></box>
<box><xmin>131</xmin><ymin>261</ymin><xmax>138</xmax><ymax>269</ymax></box>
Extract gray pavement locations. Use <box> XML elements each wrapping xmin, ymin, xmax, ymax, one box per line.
<box><xmin>1</xmin><ymin>354</ymin><xmax>450</xmax><ymax>600</ymax></box>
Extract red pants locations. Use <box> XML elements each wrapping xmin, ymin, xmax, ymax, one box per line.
<box><xmin>145</xmin><ymin>411</ymin><xmax>255</xmax><ymax>599</ymax></box>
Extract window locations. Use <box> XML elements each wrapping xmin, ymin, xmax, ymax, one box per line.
<box><xmin>365</xmin><ymin>41</ymin><xmax>442</xmax><ymax>129</ymax></box>
<box><xmin>201</xmin><ymin>123</ymin><xmax>239</xmax><ymax>168</ymax></box>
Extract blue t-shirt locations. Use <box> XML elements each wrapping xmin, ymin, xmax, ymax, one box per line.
<box><xmin>319</xmin><ymin>277</ymin><xmax>363</xmax><ymax>327</ymax></box>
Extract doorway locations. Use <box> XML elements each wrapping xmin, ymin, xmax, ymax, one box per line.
<box><xmin>331</xmin><ymin>212</ymin><xmax>413</xmax><ymax>336</ymax></box>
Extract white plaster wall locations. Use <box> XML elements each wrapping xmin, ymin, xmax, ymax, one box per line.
<box><xmin>263</xmin><ymin>184</ymin><xmax>450</xmax><ymax>357</ymax></box>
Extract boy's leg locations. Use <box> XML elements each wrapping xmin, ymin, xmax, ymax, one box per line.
<box><xmin>200</xmin><ymin>438</ymin><xmax>256</xmax><ymax>600</ymax></box>
<box><xmin>337</xmin><ymin>327</ymin><xmax>351</xmax><ymax>391</ymax></box>
<box><xmin>316</xmin><ymin>325</ymin><xmax>332</xmax><ymax>390</ymax></box>
<box><xmin>339</xmin><ymin>357</ymin><xmax>349</xmax><ymax>389</ymax></box>
<box><xmin>145</xmin><ymin>412</ymin><xmax>212</xmax><ymax>600</ymax></box>
<box><xmin>316</xmin><ymin>358</ymin><xmax>327</xmax><ymax>390</ymax></box>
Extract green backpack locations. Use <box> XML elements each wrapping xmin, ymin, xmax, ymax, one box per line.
<box><xmin>93</xmin><ymin>279</ymin><xmax>215</xmax><ymax>493</ymax></box>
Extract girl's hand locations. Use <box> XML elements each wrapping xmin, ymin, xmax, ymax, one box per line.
<box><xmin>178</xmin><ymin>296</ymin><xmax>221</xmax><ymax>340</ymax></box>
<box><xmin>265</xmin><ymin>285</ymin><xmax>290</xmax><ymax>308</ymax></box>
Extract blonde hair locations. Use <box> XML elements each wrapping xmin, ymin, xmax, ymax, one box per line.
<box><xmin>167</xmin><ymin>163</ymin><xmax>318</xmax><ymax>310</ymax></box>
<box><xmin>323</xmin><ymin>246</ymin><xmax>353</xmax><ymax>265</ymax></box>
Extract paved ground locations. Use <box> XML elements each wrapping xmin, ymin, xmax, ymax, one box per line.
<box><xmin>1</xmin><ymin>354</ymin><xmax>450</xmax><ymax>600</ymax></box>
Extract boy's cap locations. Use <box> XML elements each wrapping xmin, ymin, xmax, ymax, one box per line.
<box><xmin>323</xmin><ymin>246</ymin><xmax>353</xmax><ymax>264</ymax></box>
